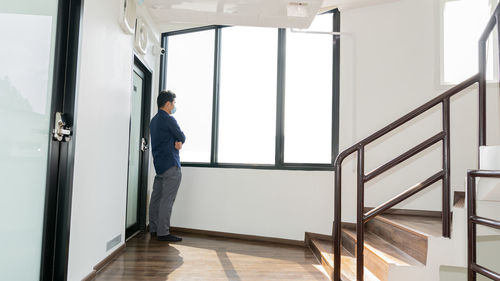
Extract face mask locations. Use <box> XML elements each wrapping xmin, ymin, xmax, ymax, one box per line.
<box><xmin>171</xmin><ymin>106</ymin><xmax>177</xmax><ymax>114</ymax></box>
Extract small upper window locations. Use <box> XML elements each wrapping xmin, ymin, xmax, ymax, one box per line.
<box><xmin>442</xmin><ymin>0</ymin><xmax>498</xmax><ymax>84</ymax></box>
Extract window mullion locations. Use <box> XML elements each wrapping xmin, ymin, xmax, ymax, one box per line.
<box><xmin>160</xmin><ymin>35</ymin><xmax>168</xmax><ymax>92</ymax></box>
<box><xmin>332</xmin><ymin>10</ymin><xmax>340</xmax><ymax>163</ymax></box>
<box><xmin>276</xmin><ymin>28</ymin><xmax>286</xmax><ymax>167</ymax></box>
<box><xmin>210</xmin><ymin>27</ymin><xmax>221</xmax><ymax>165</ymax></box>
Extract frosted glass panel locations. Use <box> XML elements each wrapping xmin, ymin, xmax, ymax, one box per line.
<box><xmin>218</xmin><ymin>27</ymin><xmax>277</xmax><ymax>164</ymax></box>
<box><xmin>0</xmin><ymin>1</ymin><xmax>59</xmax><ymax>280</ymax></box>
<box><xmin>284</xmin><ymin>13</ymin><xmax>333</xmax><ymax>164</ymax></box>
<box><xmin>126</xmin><ymin>71</ymin><xmax>143</xmax><ymax>228</ymax></box>
<box><xmin>166</xmin><ymin>30</ymin><xmax>214</xmax><ymax>163</ymax></box>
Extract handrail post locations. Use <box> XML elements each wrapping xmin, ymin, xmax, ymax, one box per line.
<box><xmin>442</xmin><ymin>99</ymin><xmax>451</xmax><ymax>238</ymax></box>
<box><xmin>356</xmin><ymin>146</ymin><xmax>365</xmax><ymax>281</ymax></box>
<box><xmin>333</xmin><ymin>164</ymin><xmax>342</xmax><ymax>281</ymax></box>
<box><xmin>478</xmin><ymin>34</ymin><xmax>487</xmax><ymax>149</ymax></box>
<box><xmin>467</xmin><ymin>172</ymin><xmax>477</xmax><ymax>281</ymax></box>
<box><xmin>498</xmin><ymin>15</ymin><xmax>500</xmax><ymax>82</ymax></box>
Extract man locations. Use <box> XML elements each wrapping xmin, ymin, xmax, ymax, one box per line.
<box><xmin>149</xmin><ymin>90</ymin><xmax>185</xmax><ymax>242</ymax></box>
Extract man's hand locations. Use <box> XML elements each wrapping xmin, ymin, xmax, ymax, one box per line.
<box><xmin>175</xmin><ymin>141</ymin><xmax>183</xmax><ymax>150</ymax></box>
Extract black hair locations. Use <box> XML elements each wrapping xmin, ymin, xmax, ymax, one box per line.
<box><xmin>157</xmin><ymin>90</ymin><xmax>176</xmax><ymax>109</ymax></box>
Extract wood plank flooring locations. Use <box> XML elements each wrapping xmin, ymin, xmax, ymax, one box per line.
<box><xmin>94</xmin><ymin>232</ymin><xmax>329</xmax><ymax>281</ymax></box>
<box><xmin>380</xmin><ymin>214</ymin><xmax>442</xmax><ymax>237</ymax></box>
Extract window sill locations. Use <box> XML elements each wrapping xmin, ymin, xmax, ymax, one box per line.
<box><xmin>181</xmin><ymin>162</ymin><xmax>334</xmax><ymax>171</ymax></box>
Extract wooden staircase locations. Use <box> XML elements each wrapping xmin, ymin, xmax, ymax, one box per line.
<box><xmin>307</xmin><ymin>213</ymin><xmax>442</xmax><ymax>281</ymax></box>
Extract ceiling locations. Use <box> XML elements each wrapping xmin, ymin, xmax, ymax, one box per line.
<box><xmin>143</xmin><ymin>0</ymin><xmax>395</xmax><ymax>31</ymax></box>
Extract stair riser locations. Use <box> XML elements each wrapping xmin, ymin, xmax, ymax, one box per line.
<box><xmin>366</xmin><ymin>217</ymin><xmax>428</xmax><ymax>264</ymax></box>
<box><xmin>320</xmin><ymin>256</ymin><xmax>334</xmax><ymax>278</ymax></box>
<box><xmin>307</xmin><ymin>236</ymin><xmax>334</xmax><ymax>279</ymax></box>
<box><xmin>309</xmin><ymin>240</ymin><xmax>324</xmax><ymax>265</ymax></box>
<box><xmin>342</xmin><ymin>231</ymin><xmax>389</xmax><ymax>281</ymax></box>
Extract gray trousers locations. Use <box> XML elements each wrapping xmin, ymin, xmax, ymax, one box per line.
<box><xmin>149</xmin><ymin>166</ymin><xmax>182</xmax><ymax>236</ymax></box>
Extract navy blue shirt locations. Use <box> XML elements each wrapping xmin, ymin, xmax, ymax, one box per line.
<box><xmin>150</xmin><ymin>110</ymin><xmax>186</xmax><ymax>175</ymax></box>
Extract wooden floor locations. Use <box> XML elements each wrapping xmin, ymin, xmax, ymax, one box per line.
<box><xmin>94</xmin><ymin>232</ymin><xmax>329</xmax><ymax>281</ymax></box>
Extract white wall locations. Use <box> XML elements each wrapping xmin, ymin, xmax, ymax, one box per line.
<box><xmin>338</xmin><ymin>0</ymin><xmax>500</xmax><ymax>222</ymax></box>
<box><xmin>169</xmin><ymin>168</ymin><xmax>334</xmax><ymax>241</ymax></box>
<box><xmin>67</xmin><ymin>1</ymin><xmax>160</xmax><ymax>280</ymax></box>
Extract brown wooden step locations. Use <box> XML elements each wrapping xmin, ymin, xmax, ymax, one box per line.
<box><xmin>307</xmin><ymin>237</ymin><xmax>380</xmax><ymax>281</ymax></box>
<box><xmin>365</xmin><ymin>214</ymin><xmax>440</xmax><ymax>265</ymax></box>
<box><xmin>341</xmin><ymin>228</ymin><xmax>422</xmax><ymax>281</ymax></box>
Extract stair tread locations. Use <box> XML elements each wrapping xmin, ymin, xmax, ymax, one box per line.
<box><xmin>342</xmin><ymin>228</ymin><xmax>423</xmax><ymax>267</ymax></box>
<box><xmin>378</xmin><ymin>214</ymin><xmax>442</xmax><ymax>237</ymax></box>
<box><xmin>311</xmin><ymin>238</ymin><xmax>380</xmax><ymax>281</ymax></box>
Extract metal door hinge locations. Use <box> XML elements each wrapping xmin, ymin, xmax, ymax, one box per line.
<box><xmin>53</xmin><ymin>112</ymin><xmax>72</xmax><ymax>142</ymax></box>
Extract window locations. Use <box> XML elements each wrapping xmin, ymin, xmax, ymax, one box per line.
<box><xmin>218</xmin><ymin>27</ymin><xmax>278</xmax><ymax>164</ymax></box>
<box><xmin>165</xmin><ymin>29</ymin><xmax>215</xmax><ymax>163</ymax></box>
<box><xmin>442</xmin><ymin>0</ymin><xmax>498</xmax><ymax>84</ymax></box>
<box><xmin>284</xmin><ymin>13</ymin><xmax>333</xmax><ymax>164</ymax></box>
<box><xmin>160</xmin><ymin>10</ymin><xmax>340</xmax><ymax>170</ymax></box>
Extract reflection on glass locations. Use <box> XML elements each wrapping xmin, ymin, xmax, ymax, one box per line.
<box><xmin>166</xmin><ymin>30</ymin><xmax>214</xmax><ymax>163</ymax></box>
<box><xmin>218</xmin><ymin>26</ymin><xmax>277</xmax><ymax>164</ymax></box>
<box><xmin>126</xmin><ymin>72</ymin><xmax>143</xmax><ymax>228</ymax></box>
<box><xmin>0</xmin><ymin>2</ymin><xmax>58</xmax><ymax>279</ymax></box>
<box><xmin>284</xmin><ymin>13</ymin><xmax>333</xmax><ymax>164</ymax></box>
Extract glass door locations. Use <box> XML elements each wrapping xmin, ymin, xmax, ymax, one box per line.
<box><xmin>126</xmin><ymin>58</ymin><xmax>151</xmax><ymax>239</ymax></box>
<box><xmin>0</xmin><ymin>0</ymin><xmax>80</xmax><ymax>280</ymax></box>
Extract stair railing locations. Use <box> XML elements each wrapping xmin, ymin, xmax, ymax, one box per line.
<box><xmin>332</xmin><ymin>74</ymin><xmax>478</xmax><ymax>281</ymax></box>
<box><xmin>332</xmin><ymin>2</ymin><xmax>500</xmax><ymax>280</ymax></box>
<box><xmin>466</xmin><ymin>4</ymin><xmax>500</xmax><ymax>281</ymax></box>
<box><xmin>467</xmin><ymin>170</ymin><xmax>500</xmax><ymax>281</ymax></box>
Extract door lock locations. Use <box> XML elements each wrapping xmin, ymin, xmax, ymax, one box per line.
<box><xmin>53</xmin><ymin>112</ymin><xmax>72</xmax><ymax>142</ymax></box>
<box><xmin>141</xmin><ymin>138</ymin><xmax>149</xmax><ymax>152</ymax></box>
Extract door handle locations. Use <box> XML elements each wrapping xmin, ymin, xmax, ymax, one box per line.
<box><xmin>141</xmin><ymin>138</ymin><xmax>149</xmax><ymax>152</ymax></box>
<box><xmin>53</xmin><ymin>112</ymin><xmax>72</xmax><ymax>142</ymax></box>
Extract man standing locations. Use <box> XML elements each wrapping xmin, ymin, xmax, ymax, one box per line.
<box><xmin>149</xmin><ymin>90</ymin><xmax>185</xmax><ymax>242</ymax></box>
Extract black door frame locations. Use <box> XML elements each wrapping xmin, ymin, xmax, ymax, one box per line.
<box><xmin>40</xmin><ymin>0</ymin><xmax>82</xmax><ymax>280</ymax></box>
<box><xmin>125</xmin><ymin>55</ymin><xmax>152</xmax><ymax>239</ymax></box>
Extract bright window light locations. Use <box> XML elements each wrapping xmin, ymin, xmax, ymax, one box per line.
<box><xmin>284</xmin><ymin>13</ymin><xmax>333</xmax><ymax>164</ymax></box>
<box><xmin>218</xmin><ymin>26</ymin><xmax>278</xmax><ymax>164</ymax></box>
<box><xmin>443</xmin><ymin>0</ymin><xmax>497</xmax><ymax>84</ymax></box>
<box><xmin>166</xmin><ymin>30</ymin><xmax>215</xmax><ymax>163</ymax></box>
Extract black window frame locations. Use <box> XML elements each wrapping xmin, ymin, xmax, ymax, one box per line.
<box><xmin>159</xmin><ymin>9</ymin><xmax>340</xmax><ymax>171</ymax></box>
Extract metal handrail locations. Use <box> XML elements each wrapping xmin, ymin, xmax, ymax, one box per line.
<box><xmin>332</xmin><ymin>75</ymin><xmax>478</xmax><ymax>281</ymax></box>
<box><xmin>467</xmin><ymin>170</ymin><xmax>500</xmax><ymax>281</ymax></box>
<box><xmin>332</xmin><ymin>2</ymin><xmax>500</xmax><ymax>280</ymax></box>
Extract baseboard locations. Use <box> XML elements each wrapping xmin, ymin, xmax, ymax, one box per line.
<box><xmin>170</xmin><ymin>226</ymin><xmax>305</xmax><ymax>247</ymax></box>
<box><xmin>93</xmin><ymin>244</ymin><xmax>126</xmax><ymax>273</ymax></box>
<box><xmin>363</xmin><ymin>207</ymin><xmax>442</xmax><ymax>218</ymax></box>
<box><xmin>81</xmin><ymin>270</ymin><xmax>97</xmax><ymax>281</ymax></box>
<box><xmin>305</xmin><ymin>232</ymin><xmax>332</xmax><ymax>242</ymax></box>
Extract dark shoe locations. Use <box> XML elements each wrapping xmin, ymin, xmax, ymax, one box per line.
<box><xmin>157</xmin><ymin>234</ymin><xmax>182</xmax><ymax>242</ymax></box>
